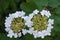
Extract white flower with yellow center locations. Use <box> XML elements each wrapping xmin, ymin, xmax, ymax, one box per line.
<box><xmin>5</xmin><ymin>11</ymin><xmax>28</xmax><ymax>38</ymax></box>
<box><xmin>27</xmin><ymin>9</ymin><xmax>54</xmax><ymax>38</ymax></box>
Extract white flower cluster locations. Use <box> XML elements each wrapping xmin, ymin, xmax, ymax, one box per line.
<box><xmin>27</xmin><ymin>9</ymin><xmax>54</xmax><ymax>38</ymax></box>
<box><xmin>5</xmin><ymin>9</ymin><xmax>54</xmax><ymax>39</ymax></box>
<box><xmin>5</xmin><ymin>11</ymin><xmax>28</xmax><ymax>38</ymax></box>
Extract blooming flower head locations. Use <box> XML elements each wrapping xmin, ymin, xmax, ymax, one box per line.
<box><xmin>27</xmin><ymin>9</ymin><xmax>54</xmax><ymax>38</ymax></box>
<box><xmin>5</xmin><ymin>11</ymin><xmax>28</xmax><ymax>38</ymax></box>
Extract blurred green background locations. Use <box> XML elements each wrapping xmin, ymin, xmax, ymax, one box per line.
<box><xmin>0</xmin><ymin>0</ymin><xmax>60</xmax><ymax>40</ymax></box>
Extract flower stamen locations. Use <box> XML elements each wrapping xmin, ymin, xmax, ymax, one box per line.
<box><xmin>11</xmin><ymin>17</ymin><xmax>25</xmax><ymax>33</ymax></box>
<box><xmin>32</xmin><ymin>14</ymin><xmax>48</xmax><ymax>31</ymax></box>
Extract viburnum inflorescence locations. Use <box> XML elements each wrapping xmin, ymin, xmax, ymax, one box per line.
<box><xmin>5</xmin><ymin>9</ymin><xmax>54</xmax><ymax>39</ymax></box>
<box><xmin>27</xmin><ymin>9</ymin><xmax>54</xmax><ymax>38</ymax></box>
<box><xmin>5</xmin><ymin>11</ymin><xmax>28</xmax><ymax>38</ymax></box>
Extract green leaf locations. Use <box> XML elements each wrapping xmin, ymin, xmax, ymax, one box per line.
<box><xmin>0</xmin><ymin>33</ymin><xmax>19</xmax><ymax>40</ymax></box>
<box><xmin>0</xmin><ymin>0</ymin><xmax>9</xmax><ymax>11</ymax></box>
<box><xmin>53</xmin><ymin>15</ymin><xmax>60</xmax><ymax>32</ymax></box>
<box><xmin>26</xmin><ymin>0</ymin><xmax>48</xmax><ymax>6</ymax></box>
<box><xmin>43</xmin><ymin>37</ymin><xmax>52</xmax><ymax>40</ymax></box>
<box><xmin>15</xmin><ymin>0</ymin><xmax>21</xmax><ymax>3</ymax></box>
<box><xmin>55</xmin><ymin>6</ymin><xmax>60</xmax><ymax>14</ymax></box>
<box><xmin>30</xmin><ymin>0</ymin><xmax>48</xmax><ymax>10</ymax></box>
<box><xmin>49</xmin><ymin>13</ymin><xmax>60</xmax><ymax>32</ymax></box>
<box><xmin>49</xmin><ymin>9</ymin><xmax>60</xmax><ymax>32</ymax></box>
<box><xmin>20</xmin><ymin>0</ymin><xmax>49</xmax><ymax>14</ymax></box>
<box><xmin>9</xmin><ymin>0</ymin><xmax>17</xmax><ymax>12</ymax></box>
<box><xmin>0</xmin><ymin>33</ymin><xmax>53</xmax><ymax>40</ymax></box>
<box><xmin>20</xmin><ymin>2</ymin><xmax>38</xmax><ymax>15</ymax></box>
<box><xmin>0</xmin><ymin>6</ymin><xmax>1</xmax><ymax>11</ymax></box>
<box><xmin>48</xmin><ymin>0</ymin><xmax>59</xmax><ymax>8</ymax></box>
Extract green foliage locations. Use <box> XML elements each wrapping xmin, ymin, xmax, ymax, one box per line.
<box><xmin>0</xmin><ymin>0</ymin><xmax>9</xmax><ymax>11</ymax></box>
<box><xmin>0</xmin><ymin>0</ymin><xmax>60</xmax><ymax>40</ymax></box>
<box><xmin>20</xmin><ymin>2</ymin><xmax>38</xmax><ymax>14</ymax></box>
<box><xmin>53</xmin><ymin>15</ymin><xmax>60</xmax><ymax>32</ymax></box>
<box><xmin>20</xmin><ymin>0</ymin><xmax>49</xmax><ymax>14</ymax></box>
<box><xmin>48</xmin><ymin>0</ymin><xmax>60</xmax><ymax>8</ymax></box>
<box><xmin>55</xmin><ymin>6</ymin><xmax>60</xmax><ymax>14</ymax></box>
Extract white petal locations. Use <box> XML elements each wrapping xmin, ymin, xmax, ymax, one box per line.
<box><xmin>22</xmin><ymin>29</ymin><xmax>28</xmax><ymax>35</ymax></box>
<box><xmin>15</xmin><ymin>11</ymin><xmax>25</xmax><ymax>17</ymax></box>
<box><xmin>38</xmin><ymin>33</ymin><xmax>45</xmax><ymax>38</ymax></box>
<box><xmin>33</xmin><ymin>30</ymin><xmax>38</xmax><ymax>35</ymax></box>
<box><xmin>14</xmin><ymin>33</ymin><xmax>18</xmax><ymax>38</ymax></box>
<box><xmin>5</xmin><ymin>23</ymin><xmax>10</xmax><ymax>27</ymax></box>
<box><xmin>27</xmin><ymin>27</ymin><xmax>34</xmax><ymax>34</ymax></box>
<box><xmin>40</xmin><ymin>10</ymin><xmax>46</xmax><ymax>16</ymax></box>
<box><xmin>29</xmin><ymin>13</ymin><xmax>34</xmax><ymax>19</ymax></box>
<box><xmin>7</xmin><ymin>32</ymin><xmax>14</xmax><ymax>38</ymax></box>
<box><xmin>45</xmin><ymin>12</ymin><xmax>51</xmax><ymax>18</ymax></box>
<box><xmin>13</xmin><ymin>13</ymin><xmax>19</xmax><ymax>18</ymax></box>
<box><xmin>41</xmin><ymin>36</ymin><xmax>44</xmax><ymax>38</ymax></box>
<box><xmin>40</xmin><ymin>10</ymin><xmax>51</xmax><ymax>17</ymax></box>
<box><xmin>25</xmin><ymin>21</ymin><xmax>33</xmax><ymax>27</ymax></box>
<box><xmin>33</xmin><ymin>9</ymin><xmax>39</xmax><ymax>14</ymax></box>
<box><xmin>7</xmin><ymin>34</ymin><xmax>13</xmax><ymax>38</ymax></box>
<box><xmin>5</xmin><ymin>28</ymin><xmax>11</xmax><ymax>32</ymax></box>
<box><xmin>47</xmin><ymin>33</ymin><xmax>51</xmax><ymax>36</ymax></box>
<box><xmin>8</xmin><ymin>30</ymin><xmax>13</xmax><ymax>34</ymax></box>
<box><xmin>27</xmin><ymin>30</ymin><xmax>33</xmax><ymax>34</ymax></box>
<box><xmin>20</xmin><ymin>11</ymin><xmax>25</xmax><ymax>16</ymax></box>
<box><xmin>24</xmin><ymin>16</ymin><xmax>30</xmax><ymax>21</ymax></box>
<box><xmin>48</xmin><ymin>19</ymin><xmax>54</xmax><ymax>24</ymax></box>
<box><xmin>18</xmin><ymin>32</ymin><xmax>22</xmax><ymax>37</ymax></box>
<box><xmin>34</xmin><ymin>35</ymin><xmax>37</xmax><ymax>38</ymax></box>
<box><xmin>47</xmin><ymin>23</ymin><xmax>53</xmax><ymax>30</ymax></box>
